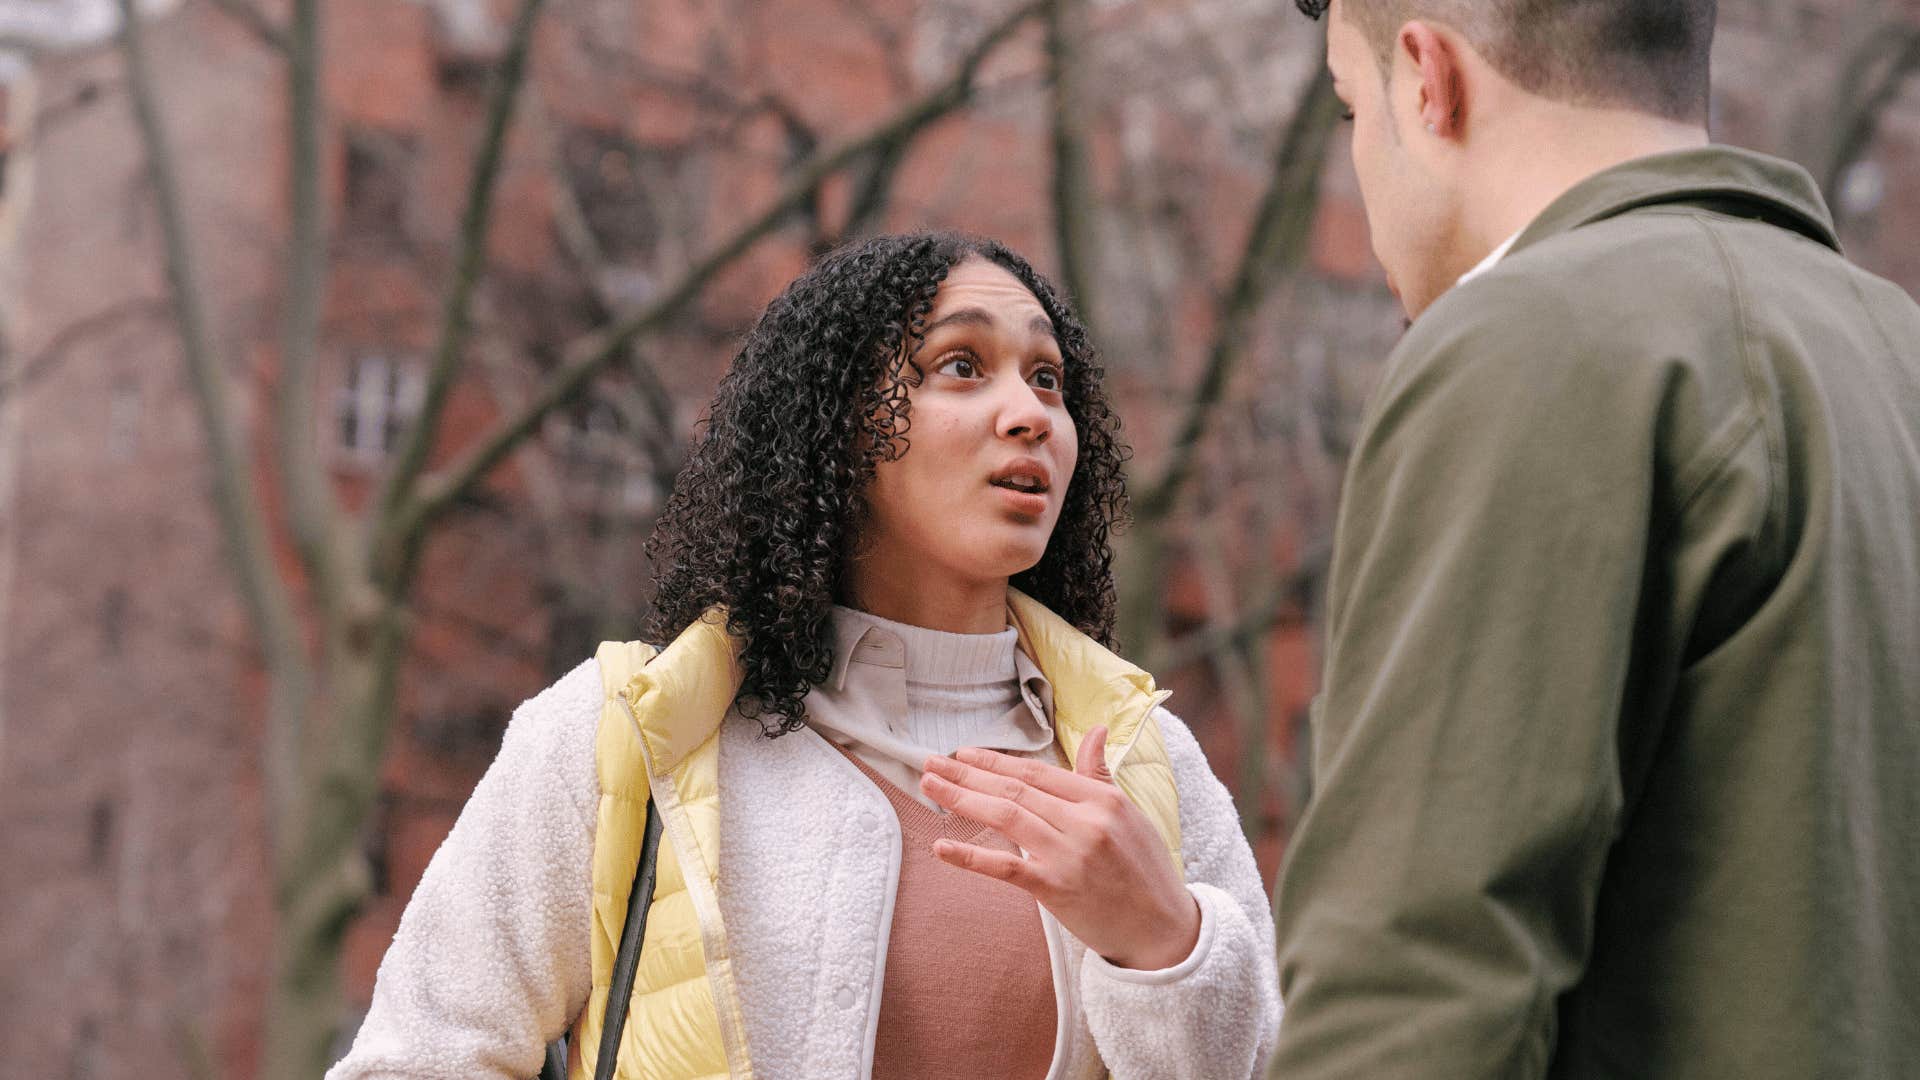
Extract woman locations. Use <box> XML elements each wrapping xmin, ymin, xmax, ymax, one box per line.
<box><xmin>330</xmin><ymin>233</ymin><xmax>1279</xmax><ymax>1079</ymax></box>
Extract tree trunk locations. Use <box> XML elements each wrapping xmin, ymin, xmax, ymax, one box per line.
<box><xmin>1114</xmin><ymin>59</ymin><xmax>1339</xmax><ymax>663</ymax></box>
<box><xmin>260</xmin><ymin>639</ymin><xmax>389</xmax><ymax>1079</ymax></box>
<box><xmin>263</xmin><ymin>861</ymin><xmax>361</xmax><ymax>1079</ymax></box>
<box><xmin>1113</xmin><ymin>522</ymin><xmax>1168</xmax><ymax>666</ymax></box>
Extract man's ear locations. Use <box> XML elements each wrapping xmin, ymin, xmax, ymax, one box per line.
<box><xmin>1398</xmin><ymin>20</ymin><xmax>1466</xmax><ymax>138</ymax></box>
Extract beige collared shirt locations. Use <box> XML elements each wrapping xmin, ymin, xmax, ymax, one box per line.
<box><xmin>804</xmin><ymin>606</ymin><xmax>1059</xmax><ymax>809</ymax></box>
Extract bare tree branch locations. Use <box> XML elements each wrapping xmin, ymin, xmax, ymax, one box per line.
<box><xmin>117</xmin><ymin>0</ymin><xmax>311</xmax><ymax>830</ymax></box>
<box><xmin>374</xmin><ymin>0</ymin><xmax>549</xmax><ymax>584</ymax></box>
<box><xmin>206</xmin><ymin>0</ymin><xmax>290</xmax><ymax>54</ymax></box>
<box><xmin>532</xmin><ymin>86</ymin><xmax>689</xmax><ymax>484</ymax></box>
<box><xmin>1160</xmin><ymin>542</ymin><xmax>1327</xmax><ymax>672</ymax></box>
<box><xmin>1134</xmin><ymin>56</ymin><xmax>1339</xmax><ymax>524</ymax></box>
<box><xmin>839</xmin><ymin>135</ymin><xmax>911</xmax><ymax>242</ymax></box>
<box><xmin>1047</xmin><ymin>0</ymin><xmax>1102</xmax><ymax>332</ymax></box>
<box><xmin>1164</xmin><ymin>4</ymin><xmax>1253</xmax><ymax>140</ymax></box>
<box><xmin>0</xmin><ymin>297</ymin><xmax>170</xmax><ymax>403</ymax></box>
<box><xmin>836</xmin><ymin>0</ymin><xmax>915</xmax><ymax>97</ymax></box>
<box><xmin>1801</xmin><ymin>15</ymin><xmax>1920</xmax><ymax>226</ymax></box>
<box><xmin>385</xmin><ymin>0</ymin><xmax>1044</xmax><ymax>559</ymax></box>
<box><xmin>1184</xmin><ymin>503</ymin><xmax>1275</xmax><ymax>837</ymax></box>
<box><xmin>468</xmin><ymin>333</ymin><xmax>597</xmax><ymax>593</ymax></box>
<box><xmin>275</xmin><ymin>0</ymin><xmax>355</xmax><ymax>640</ymax></box>
<box><xmin>1116</xmin><ymin>54</ymin><xmax>1339</xmax><ymax>658</ymax></box>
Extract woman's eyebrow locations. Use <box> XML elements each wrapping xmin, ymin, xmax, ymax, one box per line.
<box><xmin>921</xmin><ymin>307</ymin><xmax>1056</xmax><ymax>340</ymax></box>
<box><xmin>921</xmin><ymin>307</ymin><xmax>995</xmax><ymax>335</ymax></box>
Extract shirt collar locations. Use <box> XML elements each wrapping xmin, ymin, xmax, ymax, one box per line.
<box><xmin>1013</xmin><ymin>646</ymin><xmax>1053</xmax><ymax>725</ymax></box>
<box><xmin>830</xmin><ymin>609</ymin><xmax>901</xmax><ymax>693</ymax></box>
<box><xmin>826</xmin><ymin>605</ymin><xmax>1055</xmax><ymax>726</ymax></box>
<box><xmin>1457</xmin><ymin>229</ymin><xmax>1522</xmax><ymax>286</ymax></box>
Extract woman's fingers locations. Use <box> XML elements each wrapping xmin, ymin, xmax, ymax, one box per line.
<box><xmin>918</xmin><ymin>770</ymin><xmax>1066</xmax><ymax>854</ymax></box>
<box><xmin>947</xmin><ymin>740</ymin><xmax>1120</xmax><ymax>804</ymax></box>
<box><xmin>927</xmin><ymin>730</ymin><xmax>1203</xmax><ymax>972</ymax></box>
<box><xmin>922</xmin><ymin>753</ymin><xmax>1076</xmax><ymax>821</ymax></box>
<box><xmin>930</xmin><ymin>839</ymin><xmax>1049</xmax><ymax>895</ymax></box>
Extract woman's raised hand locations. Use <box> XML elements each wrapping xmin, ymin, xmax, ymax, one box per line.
<box><xmin>920</xmin><ymin>725</ymin><xmax>1201</xmax><ymax>971</ymax></box>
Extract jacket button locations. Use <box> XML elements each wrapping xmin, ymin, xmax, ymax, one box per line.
<box><xmin>858</xmin><ymin>811</ymin><xmax>881</xmax><ymax>832</ymax></box>
<box><xmin>834</xmin><ymin>986</ymin><xmax>854</xmax><ymax>1010</ymax></box>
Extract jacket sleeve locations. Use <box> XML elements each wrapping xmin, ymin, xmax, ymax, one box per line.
<box><xmin>326</xmin><ymin>658</ymin><xmax>603</xmax><ymax>1080</ymax></box>
<box><xmin>1270</xmin><ymin>291</ymin><xmax>1666</xmax><ymax>1078</ymax></box>
<box><xmin>1080</xmin><ymin>707</ymin><xmax>1282</xmax><ymax>1078</ymax></box>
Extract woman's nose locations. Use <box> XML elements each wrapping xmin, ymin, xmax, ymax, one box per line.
<box><xmin>998</xmin><ymin>379</ymin><xmax>1052</xmax><ymax>444</ymax></box>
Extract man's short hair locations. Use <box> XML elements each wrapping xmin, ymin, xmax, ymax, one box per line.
<box><xmin>1297</xmin><ymin>0</ymin><xmax>1716</xmax><ymax>123</ymax></box>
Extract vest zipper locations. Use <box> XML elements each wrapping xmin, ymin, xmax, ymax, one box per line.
<box><xmin>613</xmin><ymin>688</ymin><xmax>758</xmax><ymax>1080</ymax></box>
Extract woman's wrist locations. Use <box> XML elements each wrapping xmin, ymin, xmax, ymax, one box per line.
<box><xmin>1103</xmin><ymin>891</ymin><xmax>1202</xmax><ymax>971</ymax></box>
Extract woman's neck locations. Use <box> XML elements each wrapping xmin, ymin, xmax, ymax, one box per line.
<box><xmin>843</xmin><ymin>556</ymin><xmax>1008</xmax><ymax>634</ymax></box>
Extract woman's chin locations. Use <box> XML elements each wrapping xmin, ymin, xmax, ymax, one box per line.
<box><xmin>966</xmin><ymin>537</ymin><xmax>1053</xmax><ymax>583</ymax></box>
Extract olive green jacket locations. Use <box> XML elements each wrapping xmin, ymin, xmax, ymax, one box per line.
<box><xmin>1273</xmin><ymin>146</ymin><xmax>1920</xmax><ymax>1079</ymax></box>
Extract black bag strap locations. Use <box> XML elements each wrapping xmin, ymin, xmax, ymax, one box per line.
<box><xmin>539</xmin><ymin>794</ymin><xmax>663</xmax><ymax>1080</ymax></box>
<box><xmin>596</xmin><ymin>795</ymin><xmax>664</xmax><ymax>1080</ymax></box>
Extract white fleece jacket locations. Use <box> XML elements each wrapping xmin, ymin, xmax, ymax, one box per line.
<box><xmin>329</xmin><ymin>657</ymin><xmax>1281</xmax><ymax>1079</ymax></box>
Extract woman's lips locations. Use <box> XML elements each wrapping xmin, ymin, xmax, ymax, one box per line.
<box><xmin>992</xmin><ymin>483</ymin><xmax>1050</xmax><ymax>517</ymax></box>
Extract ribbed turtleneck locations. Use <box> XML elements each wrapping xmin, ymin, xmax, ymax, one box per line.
<box><xmin>804</xmin><ymin>606</ymin><xmax>1056</xmax><ymax>809</ymax></box>
<box><xmin>861</xmin><ymin>607</ymin><xmax>1023</xmax><ymax>741</ymax></box>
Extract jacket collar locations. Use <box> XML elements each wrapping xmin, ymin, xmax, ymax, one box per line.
<box><xmin>625</xmin><ymin>594</ymin><xmax>1166</xmax><ymax>774</ymax></box>
<box><xmin>1507</xmin><ymin>145</ymin><xmax>1840</xmax><ymax>262</ymax></box>
<box><xmin>1004</xmin><ymin>589</ymin><xmax>1169</xmax><ymax>767</ymax></box>
<box><xmin>617</xmin><ymin>611</ymin><xmax>744</xmax><ymax>775</ymax></box>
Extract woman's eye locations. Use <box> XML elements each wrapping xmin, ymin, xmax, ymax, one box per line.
<box><xmin>1031</xmin><ymin>365</ymin><xmax>1064</xmax><ymax>392</ymax></box>
<box><xmin>938</xmin><ymin>354</ymin><xmax>979</xmax><ymax>379</ymax></box>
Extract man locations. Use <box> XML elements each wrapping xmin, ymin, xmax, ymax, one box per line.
<box><xmin>1274</xmin><ymin>2</ymin><xmax>1920</xmax><ymax>1078</ymax></box>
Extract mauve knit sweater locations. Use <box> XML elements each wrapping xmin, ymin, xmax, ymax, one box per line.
<box><xmin>811</xmin><ymin>608</ymin><xmax>1062</xmax><ymax>1075</ymax></box>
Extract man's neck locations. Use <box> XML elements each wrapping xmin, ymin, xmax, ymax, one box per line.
<box><xmin>1461</xmin><ymin>108</ymin><xmax>1709</xmax><ymax>267</ymax></box>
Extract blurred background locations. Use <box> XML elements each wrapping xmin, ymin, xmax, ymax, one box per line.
<box><xmin>0</xmin><ymin>0</ymin><xmax>1915</xmax><ymax>1075</ymax></box>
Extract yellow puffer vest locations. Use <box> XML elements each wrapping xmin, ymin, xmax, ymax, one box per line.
<box><xmin>566</xmin><ymin>590</ymin><xmax>1184</xmax><ymax>1080</ymax></box>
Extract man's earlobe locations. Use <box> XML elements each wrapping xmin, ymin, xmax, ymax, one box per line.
<box><xmin>1401</xmin><ymin>21</ymin><xmax>1465</xmax><ymax>139</ymax></box>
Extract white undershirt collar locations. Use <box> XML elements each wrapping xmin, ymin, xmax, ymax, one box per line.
<box><xmin>1457</xmin><ymin>229</ymin><xmax>1523</xmax><ymax>286</ymax></box>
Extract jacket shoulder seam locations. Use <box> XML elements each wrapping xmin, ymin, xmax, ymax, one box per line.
<box><xmin>1674</xmin><ymin>412</ymin><xmax>1763</xmax><ymax>514</ymax></box>
<box><xmin>1690</xmin><ymin>216</ymin><xmax>1784</xmax><ymax>533</ymax></box>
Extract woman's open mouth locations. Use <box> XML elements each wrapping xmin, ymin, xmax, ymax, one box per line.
<box><xmin>991</xmin><ymin>475</ymin><xmax>1049</xmax><ymax>494</ymax></box>
<box><xmin>989</xmin><ymin>459</ymin><xmax>1053</xmax><ymax>517</ymax></box>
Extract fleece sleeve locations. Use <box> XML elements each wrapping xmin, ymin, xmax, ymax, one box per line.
<box><xmin>1079</xmin><ymin>707</ymin><xmax>1282</xmax><ymax>1079</ymax></box>
<box><xmin>326</xmin><ymin>657</ymin><xmax>604</xmax><ymax>1080</ymax></box>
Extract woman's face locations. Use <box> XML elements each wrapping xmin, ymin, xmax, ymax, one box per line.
<box><xmin>858</xmin><ymin>256</ymin><xmax>1080</xmax><ymax>594</ymax></box>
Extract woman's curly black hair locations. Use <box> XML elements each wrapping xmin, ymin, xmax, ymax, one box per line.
<box><xmin>643</xmin><ymin>231</ymin><xmax>1131</xmax><ymax>735</ymax></box>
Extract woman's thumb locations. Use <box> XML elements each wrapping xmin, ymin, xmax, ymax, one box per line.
<box><xmin>1077</xmin><ymin>725</ymin><xmax>1113</xmax><ymax>782</ymax></box>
